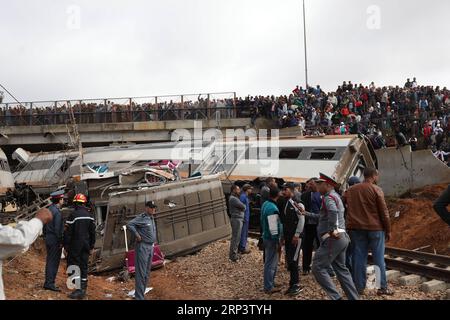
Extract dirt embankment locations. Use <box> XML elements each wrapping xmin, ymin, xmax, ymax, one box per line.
<box><xmin>387</xmin><ymin>184</ymin><xmax>450</xmax><ymax>255</ymax></box>
<box><xmin>3</xmin><ymin>239</ymin><xmax>447</xmax><ymax>301</ymax></box>
<box><xmin>3</xmin><ymin>239</ymin><xmax>201</xmax><ymax>300</ymax></box>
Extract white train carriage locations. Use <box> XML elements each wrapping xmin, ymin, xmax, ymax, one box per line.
<box><xmin>0</xmin><ymin>148</ymin><xmax>15</xmax><ymax>211</ymax></box>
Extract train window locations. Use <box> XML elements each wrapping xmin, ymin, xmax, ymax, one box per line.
<box><xmin>245</xmin><ymin>148</ymin><xmax>273</xmax><ymax>159</ymax></box>
<box><xmin>0</xmin><ymin>160</ymin><xmax>9</xmax><ymax>171</ymax></box>
<box><xmin>279</xmin><ymin>148</ymin><xmax>302</xmax><ymax>159</ymax></box>
<box><xmin>27</xmin><ymin>160</ymin><xmax>59</xmax><ymax>171</ymax></box>
<box><xmin>310</xmin><ymin>152</ymin><xmax>336</xmax><ymax>160</ymax></box>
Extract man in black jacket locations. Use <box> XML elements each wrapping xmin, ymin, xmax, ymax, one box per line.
<box><xmin>278</xmin><ymin>183</ymin><xmax>305</xmax><ymax>296</ymax></box>
<box><xmin>64</xmin><ymin>194</ymin><xmax>96</xmax><ymax>300</ymax></box>
<box><xmin>433</xmin><ymin>184</ymin><xmax>450</xmax><ymax>227</ymax></box>
<box><xmin>300</xmin><ymin>178</ymin><xmax>321</xmax><ymax>274</ymax></box>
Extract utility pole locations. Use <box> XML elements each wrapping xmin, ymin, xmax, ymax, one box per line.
<box><xmin>67</xmin><ymin>101</ymin><xmax>84</xmax><ymax>180</ymax></box>
<box><xmin>302</xmin><ymin>0</ymin><xmax>309</xmax><ymax>89</ymax></box>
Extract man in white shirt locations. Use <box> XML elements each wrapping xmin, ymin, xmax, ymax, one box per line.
<box><xmin>0</xmin><ymin>208</ymin><xmax>53</xmax><ymax>300</ymax></box>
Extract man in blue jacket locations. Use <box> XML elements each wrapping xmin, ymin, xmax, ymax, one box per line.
<box><xmin>127</xmin><ymin>201</ymin><xmax>158</xmax><ymax>300</ymax></box>
<box><xmin>239</xmin><ymin>184</ymin><xmax>253</xmax><ymax>255</ymax></box>
<box><xmin>43</xmin><ymin>190</ymin><xmax>65</xmax><ymax>292</ymax></box>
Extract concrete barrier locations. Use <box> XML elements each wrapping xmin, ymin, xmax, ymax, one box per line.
<box><xmin>0</xmin><ymin>118</ymin><xmax>252</xmax><ymax>146</ymax></box>
<box><xmin>376</xmin><ymin>146</ymin><xmax>450</xmax><ymax>197</ymax></box>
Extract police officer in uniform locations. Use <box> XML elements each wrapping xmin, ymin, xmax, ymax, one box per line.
<box><xmin>64</xmin><ymin>194</ymin><xmax>96</xmax><ymax>300</ymax></box>
<box><xmin>307</xmin><ymin>173</ymin><xmax>359</xmax><ymax>300</ymax></box>
<box><xmin>43</xmin><ymin>190</ymin><xmax>65</xmax><ymax>292</ymax></box>
<box><xmin>127</xmin><ymin>201</ymin><xmax>158</xmax><ymax>300</ymax></box>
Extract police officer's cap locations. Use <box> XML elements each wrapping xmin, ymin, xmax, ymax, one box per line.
<box><xmin>50</xmin><ymin>190</ymin><xmax>65</xmax><ymax>199</ymax></box>
<box><xmin>317</xmin><ymin>173</ymin><xmax>339</xmax><ymax>187</ymax></box>
<box><xmin>145</xmin><ymin>201</ymin><xmax>157</xmax><ymax>209</ymax></box>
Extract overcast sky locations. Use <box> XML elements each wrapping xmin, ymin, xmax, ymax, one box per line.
<box><xmin>1</xmin><ymin>0</ymin><xmax>449</xmax><ymax>103</ymax></box>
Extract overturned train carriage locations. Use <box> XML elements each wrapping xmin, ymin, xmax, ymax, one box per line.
<box><xmin>0</xmin><ymin>148</ymin><xmax>15</xmax><ymax>212</ymax></box>
<box><xmin>92</xmin><ymin>174</ymin><xmax>230</xmax><ymax>272</ymax></box>
<box><xmin>0</xmin><ymin>148</ymin><xmax>14</xmax><ymax>194</ymax></box>
<box><xmin>197</xmin><ymin>134</ymin><xmax>378</xmax><ymax>192</ymax></box>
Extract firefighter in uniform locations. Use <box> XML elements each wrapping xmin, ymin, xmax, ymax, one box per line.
<box><xmin>308</xmin><ymin>173</ymin><xmax>359</xmax><ymax>300</ymax></box>
<box><xmin>43</xmin><ymin>190</ymin><xmax>65</xmax><ymax>292</ymax></box>
<box><xmin>64</xmin><ymin>194</ymin><xmax>96</xmax><ymax>300</ymax></box>
<box><xmin>127</xmin><ymin>201</ymin><xmax>158</xmax><ymax>300</ymax></box>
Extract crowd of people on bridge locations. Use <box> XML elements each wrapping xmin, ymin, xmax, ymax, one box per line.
<box><xmin>1</xmin><ymin>79</ymin><xmax>449</xmax><ymax>165</ymax></box>
<box><xmin>240</xmin><ymin>78</ymin><xmax>449</xmax><ymax>164</ymax></box>
<box><xmin>0</xmin><ymin>96</ymin><xmax>237</xmax><ymax>126</ymax></box>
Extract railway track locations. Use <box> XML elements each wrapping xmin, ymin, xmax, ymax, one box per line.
<box><xmin>381</xmin><ymin>247</ymin><xmax>450</xmax><ymax>283</ymax></box>
<box><xmin>250</xmin><ymin>230</ymin><xmax>450</xmax><ymax>282</ymax></box>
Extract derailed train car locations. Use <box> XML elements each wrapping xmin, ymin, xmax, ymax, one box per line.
<box><xmin>91</xmin><ymin>174</ymin><xmax>230</xmax><ymax>272</ymax></box>
<box><xmin>0</xmin><ymin>148</ymin><xmax>15</xmax><ymax>212</ymax></box>
<box><xmin>196</xmin><ymin>134</ymin><xmax>377</xmax><ymax>191</ymax></box>
<box><xmin>9</xmin><ymin>134</ymin><xmax>377</xmax><ymax>271</ymax></box>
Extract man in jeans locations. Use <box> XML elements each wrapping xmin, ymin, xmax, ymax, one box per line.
<box><xmin>344</xmin><ymin>168</ymin><xmax>394</xmax><ymax>296</ymax></box>
<box><xmin>228</xmin><ymin>185</ymin><xmax>246</xmax><ymax>262</ymax></box>
<box><xmin>260</xmin><ymin>186</ymin><xmax>283</xmax><ymax>294</ymax></box>
<box><xmin>239</xmin><ymin>184</ymin><xmax>253</xmax><ymax>254</ymax></box>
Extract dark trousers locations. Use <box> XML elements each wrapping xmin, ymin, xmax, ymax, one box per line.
<box><xmin>285</xmin><ymin>240</ymin><xmax>300</xmax><ymax>287</ymax></box>
<box><xmin>44</xmin><ymin>243</ymin><xmax>62</xmax><ymax>287</ymax></box>
<box><xmin>67</xmin><ymin>250</ymin><xmax>90</xmax><ymax>291</ymax></box>
<box><xmin>135</xmin><ymin>242</ymin><xmax>154</xmax><ymax>300</ymax></box>
<box><xmin>302</xmin><ymin>224</ymin><xmax>319</xmax><ymax>272</ymax></box>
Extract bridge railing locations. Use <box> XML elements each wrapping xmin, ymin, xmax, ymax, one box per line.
<box><xmin>0</xmin><ymin>92</ymin><xmax>251</xmax><ymax>127</ymax></box>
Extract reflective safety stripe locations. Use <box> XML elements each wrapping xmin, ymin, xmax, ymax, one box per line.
<box><xmin>66</xmin><ymin>217</ymin><xmax>95</xmax><ymax>224</ymax></box>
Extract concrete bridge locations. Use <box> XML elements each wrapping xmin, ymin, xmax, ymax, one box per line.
<box><xmin>0</xmin><ymin>92</ymin><xmax>254</xmax><ymax>149</ymax></box>
<box><xmin>0</xmin><ymin>118</ymin><xmax>252</xmax><ymax>147</ymax></box>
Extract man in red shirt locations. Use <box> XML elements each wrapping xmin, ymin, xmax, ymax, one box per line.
<box><xmin>423</xmin><ymin>123</ymin><xmax>432</xmax><ymax>147</ymax></box>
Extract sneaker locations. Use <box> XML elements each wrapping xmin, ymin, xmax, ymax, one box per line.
<box><xmin>286</xmin><ymin>285</ymin><xmax>304</xmax><ymax>296</ymax></box>
<box><xmin>377</xmin><ymin>288</ymin><xmax>394</xmax><ymax>296</ymax></box>
<box><xmin>264</xmin><ymin>287</ymin><xmax>282</xmax><ymax>294</ymax></box>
